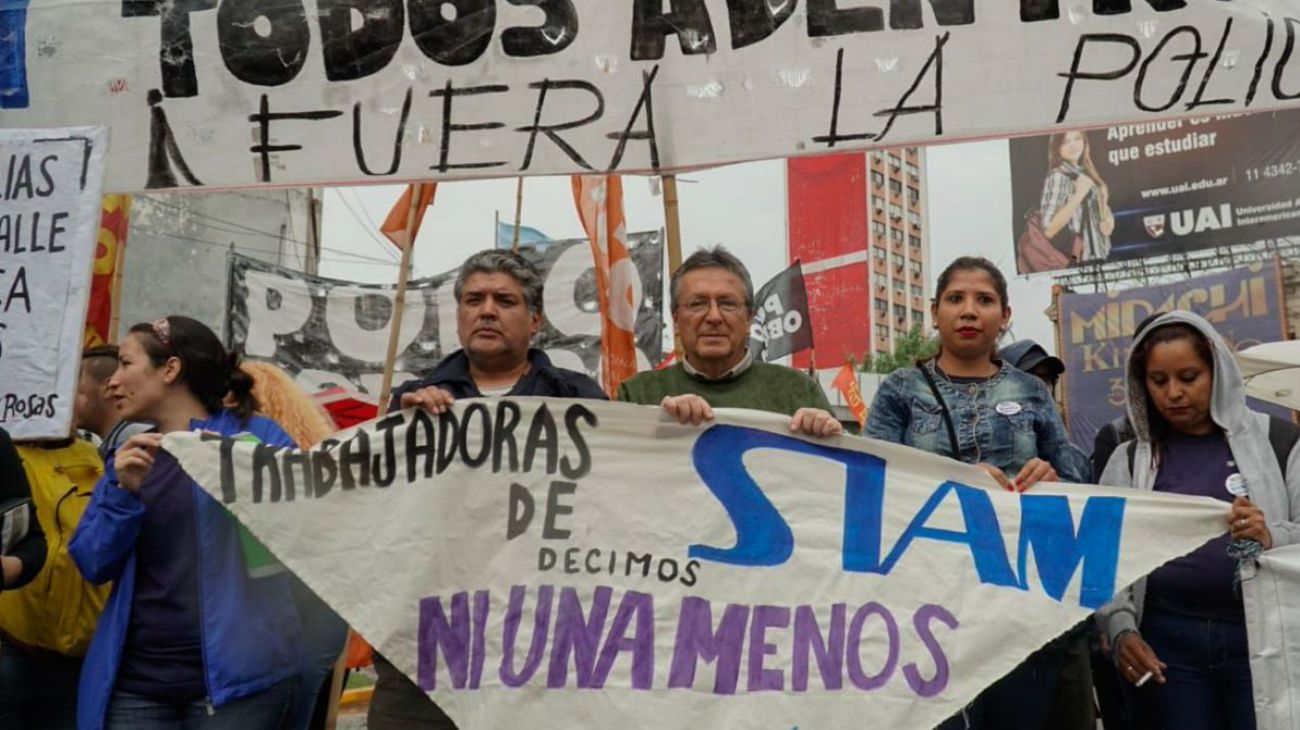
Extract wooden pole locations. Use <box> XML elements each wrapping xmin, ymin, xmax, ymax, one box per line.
<box><xmin>106</xmin><ymin>197</ymin><xmax>132</xmax><ymax>345</ymax></box>
<box><xmin>511</xmin><ymin>177</ymin><xmax>525</xmax><ymax>253</ymax></box>
<box><xmin>662</xmin><ymin>175</ymin><xmax>684</xmax><ymax>358</ymax></box>
<box><xmin>377</xmin><ymin>184</ymin><xmax>424</xmax><ymax>411</ymax></box>
<box><xmin>321</xmin><ymin>635</ymin><xmax>351</xmax><ymax>730</ymax></box>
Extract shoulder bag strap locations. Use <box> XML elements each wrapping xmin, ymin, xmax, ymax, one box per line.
<box><xmin>916</xmin><ymin>362</ymin><xmax>961</xmax><ymax>458</ymax></box>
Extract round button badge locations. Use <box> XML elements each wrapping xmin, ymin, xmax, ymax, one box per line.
<box><xmin>1225</xmin><ymin>473</ymin><xmax>1248</xmax><ymax>497</ymax></box>
<box><xmin>996</xmin><ymin>401</ymin><xmax>1022</xmax><ymax>416</ymax></box>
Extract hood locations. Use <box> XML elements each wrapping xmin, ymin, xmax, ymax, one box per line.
<box><xmin>1124</xmin><ymin>310</ymin><xmax>1250</xmax><ymax>443</ymax></box>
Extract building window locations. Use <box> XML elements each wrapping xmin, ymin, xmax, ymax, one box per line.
<box><xmin>872</xmin><ymin>150</ymin><xmax>885</xmax><ymax>161</ymax></box>
<box><xmin>909</xmin><ymin>235</ymin><xmax>921</xmax><ymax>248</ymax></box>
<box><xmin>911</xmin><ymin>284</ymin><xmax>923</xmax><ymax>296</ymax></box>
<box><xmin>888</xmin><ymin>204</ymin><xmax>903</xmax><ymax>219</ymax></box>
<box><xmin>906</xmin><ymin>162</ymin><xmax>920</xmax><ymax>177</ymax></box>
<box><xmin>874</xmin><ymin>246</ymin><xmax>887</xmax><ymax>260</ymax></box>
<box><xmin>891</xmin><ymin>228</ymin><xmax>904</xmax><ymax>242</ymax></box>
<box><xmin>908</xmin><ymin>186</ymin><xmax>920</xmax><ymax>204</ymax></box>
<box><xmin>888</xmin><ymin>179</ymin><xmax>903</xmax><ymax>195</ymax></box>
<box><xmin>888</xmin><ymin>153</ymin><xmax>901</xmax><ymax>169</ymax></box>
<box><xmin>907</xmin><ymin>211</ymin><xmax>921</xmax><ymax>225</ymax></box>
<box><xmin>872</xmin><ymin>221</ymin><xmax>886</xmax><ymax>238</ymax></box>
<box><xmin>910</xmin><ymin>260</ymin><xmax>923</xmax><ymax>273</ymax></box>
<box><xmin>872</xmin><ymin>196</ymin><xmax>885</xmax><ymax>212</ymax></box>
<box><xmin>913</xmin><ymin>309</ymin><xmax>925</xmax><ymax>321</ymax></box>
<box><xmin>893</xmin><ymin>279</ymin><xmax>906</xmax><ymax>291</ymax></box>
<box><xmin>871</xmin><ymin>171</ymin><xmax>885</xmax><ymax>187</ymax></box>
<box><xmin>875</xmin><ymin>297</ymin><xmax>888</xmax><ymax>312</ymax></box>
<box><xmin>893</xmin><ymin>304</ymin><xmax>906</xmax><ymax>318</ymax></box>
<box><xmin>892</xmin><ymin>254</ymin><xmax>905</xmax><ymax>268</ymax></box>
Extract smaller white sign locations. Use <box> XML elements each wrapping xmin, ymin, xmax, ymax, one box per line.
<box><xmin>0</xmin><ymin>127</ymin><xmax>108</xmax><ymax>440</ymax></box>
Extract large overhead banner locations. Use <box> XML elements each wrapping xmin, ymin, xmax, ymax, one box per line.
<box><xmin>1056</xmin><ymin>262</ymin><xmax>1289</xmax><ymax>448</ymax></box>
<box><xmin>164</xmin><ymin>399</ymin><xmax>1229</xmax><ymax>729</ymax></box>
<box><xmin>226</xmin><ymin>232</ymin><xmax>664</xmax><ymax>397</ymax></box>
<box><xmin>0</xmin><ymin>127</ymin><xmax>108</xmax><ymax>440</ymax></box>
<box><xmin>1010</xmin><ymin>110</ymin><xmax>1300</xmax><ymax>275</ymax></box>
<box><xmin>5</xmin><ymin>2</ymin><xmax>1300</xmax><ymax>192</ymax></box>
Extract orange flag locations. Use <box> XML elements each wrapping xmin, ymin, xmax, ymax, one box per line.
<box><xmin>84</xmin><ymin>195</ymin><xmax>132</xmax><ymax>347</ymax></box>
<box><xmin>380</xmin><ymin>183</ymin><xmax>437</xmax><ymax>249</ymax></box>
<box><xmin>832</xmin><ymin>362</ymin><xmax>868</xmax><ymax>431</ymax></box>
<box><xmin>571</xmin><ymin>175</ymin><xmax>637</xmax><ymax>397</ymax></box>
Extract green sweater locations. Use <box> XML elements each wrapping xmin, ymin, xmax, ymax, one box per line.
<box><xmin>617</xmin><ymin>362</ymin><xmax>832</xmax><ymax>417</ymax></box>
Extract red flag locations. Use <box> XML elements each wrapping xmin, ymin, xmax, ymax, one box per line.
<box><xmin>572</xmin><ymin>175</ymin><xmax>638</xmax><ymax>397</ymax></box>
<box><xmin>380</xmin><ymin>183</ymin><xmax>437</xmax><ymax>249</ymax></box>
<box><xmin>832</xmin><ymin>362</ymin><xmax>868</xmax><ymax>430</ymax></box>
<box><xmin>84</xmin><ymin>195</ymin><xmax>131</xmax><ymax>347</ymax></box>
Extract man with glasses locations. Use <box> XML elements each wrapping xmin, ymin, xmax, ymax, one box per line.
<box><xmin>618</xmin><ymin>246</ymin><xmax>841</xmax><ymax>437</ymax></box>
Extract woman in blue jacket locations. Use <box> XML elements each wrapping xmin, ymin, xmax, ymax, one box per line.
<box><xmin>70</xmin><ymin>316</ymin><xmax>301</xmax><ymax>730</ymax></box>
<box><xmin>867</xmin><ymin>256</ymin><xmax>1090</xmax><ymax>730</ymax></box>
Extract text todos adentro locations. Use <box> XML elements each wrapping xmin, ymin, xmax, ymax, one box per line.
<box><xmin>105</xmin><ymin>0</ymin><xmax>1300</xmax><ymax>188</ymax></box>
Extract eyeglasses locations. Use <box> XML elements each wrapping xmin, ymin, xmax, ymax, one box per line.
<box><xmin>680</xmin><ymin>298</ymin><xmax>746</xmax><ymax>315</ymax></box>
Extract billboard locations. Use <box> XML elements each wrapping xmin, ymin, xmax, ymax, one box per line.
<box><xmin>1010</xmin><ymin>111</ymin><xmax>1300</xmax><ymax>275</ymax></box>
<box><xmin>1057</xmin><ymin>262</ymin><xmax>1289</xmax><ymax>450</ymax></box>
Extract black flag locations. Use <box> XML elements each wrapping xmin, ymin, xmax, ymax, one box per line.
<box><xmin>748</xmin><ymin>261</ymin><xmax>812</xmax><ymax>361</ymax></box>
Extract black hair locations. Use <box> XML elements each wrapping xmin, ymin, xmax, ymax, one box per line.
<box><xmin>933</xmin><ymin>256</ymin><xmax>1010</xmax><ymax>310</ymax></box>
<box><xmin>82</xmin><ymin>345</ymin><xmax>120</xmax><ymax>382</ymax></box>
<box><xmin>1131</xmin><ymin>322</ymin><xmax>1216</xmax><ymax>453</ymax></box>
<box><xmin>127</xmin><ymin>315</ymin><xmax>258</xmax><ymax>421</ymax></box>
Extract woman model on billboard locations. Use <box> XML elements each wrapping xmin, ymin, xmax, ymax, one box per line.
<box><xmin>1098</xmin><ymin>311</ymin><xmax>1300</xmax><ymax>730</ymax></box>
<box><xmin>866</xmin><ymin>256</ymin><xmax>1092</xmax><ymax>730</ymax></box>
<box><xmin>1041</xmin><ymin>130</ymin><xmax>1115</xmax><ymax>264</ymax></box>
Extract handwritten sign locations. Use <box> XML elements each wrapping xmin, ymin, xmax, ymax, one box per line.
<box><xmin>164</xmin><ymin>399</ymin><xmax>1228</xmax><ymax>728</ymax></box>
<box><xmin>4</xmin><ymin>3</ymin><xmax>1299</xmax><ymax>191</ymax></box>
<box><xmin>0</xmin><ymin>127</ymin><xmax>107</xmax><ymax>440</ymax></box>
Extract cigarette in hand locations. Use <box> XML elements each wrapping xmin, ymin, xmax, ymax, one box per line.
<box><xmin>1136</xmin><ymin>671</ymin><xmax>1154</xmax><ymax>687</ymax></box>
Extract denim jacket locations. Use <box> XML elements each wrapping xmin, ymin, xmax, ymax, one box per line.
<box><xmin>867</xmin><ymin>359</ymin><xmax>1089</xmax><ymax>483</ymax></box>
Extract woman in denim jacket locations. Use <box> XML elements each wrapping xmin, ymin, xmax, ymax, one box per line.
<box><xmin>867</xmin><ymin>256</ymin><xmax>1089</xmax><ymax>730</ymax></box>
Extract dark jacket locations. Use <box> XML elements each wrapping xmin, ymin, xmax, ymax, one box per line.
<box><xmin>1</xmin><ymin>426</ymin><xmax>46</xmax><ymax>589</ymax></box>
<box><xmin>1090</xmin><ymin>415</ymin><xmax>1133</xmax><ymax>482</ymax></box>
<box><xmin>390</xmin><ymin>348</ymin><xmax>607</xmax><ymax>409</ymax></box>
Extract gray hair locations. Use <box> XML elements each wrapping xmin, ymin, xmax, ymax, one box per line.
<box><xmin>453</xmin><ymin>250</ymin><xmax>544</xmax><ymax>314</ymax></box>
<box><xmin>669</xmin><ymin>246</ymin><xmax>754</xmax><ymax>312</ymax></box>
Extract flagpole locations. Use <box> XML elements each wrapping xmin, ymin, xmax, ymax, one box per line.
<box><xmin>377</xmin><ymin>183</ymin><xmax>424</xmax><ymax>411</ymax></box>
<box><xmin>662</xmin><ymin>174</ymin><xmax>683</xmax><ymax>357</ymax></box>
<box><xmin>107</xmin><ymin>197</ymin><xmax>132</xmax><ymax>345</ymax></box>
<box><xmin>512</xmin><ymin>177</ymin><xmax>524</xmax><ymax>253</ymax></box>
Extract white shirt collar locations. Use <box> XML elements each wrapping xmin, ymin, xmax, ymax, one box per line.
<box><xmin>682</xmin><ymin>348</ymin><xmax>754</xmax><ymax>380</ymax></box>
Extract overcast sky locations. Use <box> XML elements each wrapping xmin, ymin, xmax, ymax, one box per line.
<box><xmin>318</xmin><ymin>138</ymin><xmax>1064</xmax><ymax>357</ymax></box>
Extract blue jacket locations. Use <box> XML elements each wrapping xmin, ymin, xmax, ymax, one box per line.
<box><xmin>867</xmin><ymin>360</ymin><xmax>1090</xmax><ymax>483</ymax></box>
<box><xmin>69</xmin><ymin>411</ymin><xmax>302</xmax><ymax>730</ymax></box>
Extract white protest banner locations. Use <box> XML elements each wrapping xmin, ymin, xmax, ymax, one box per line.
<box><xmin>165</xmin><ymin>398</ymin><xmax>1230</xmax><ymax>728</ymax></box>
<box><xmin>4</xmin><ymin>2</ymin><xmax>1298</xmax><ymax>192</ymax></box>
<box><xmin>0</xmin><ymin>127</ymin><xmax>108</xmax><ymax>440</ymax></box>
<box><xmin>1244</xmin><ymin>544</ymin><xmax>1300</xmax><ymax>729</ymax></box>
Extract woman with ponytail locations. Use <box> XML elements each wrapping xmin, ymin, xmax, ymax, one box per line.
<box><xmin>69</xmin><ymin>316</ymin><xmax>302</xmax><ymax>730</ymax></box>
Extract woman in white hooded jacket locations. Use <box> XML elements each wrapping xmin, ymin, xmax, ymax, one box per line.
<box><xmin>1096</xmin><ymin>311</ymin><xmax>1300</xmax><ymax>730</ymax></box>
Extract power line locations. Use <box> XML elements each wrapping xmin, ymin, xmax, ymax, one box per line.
<box><xmin>332</xmin><ymin>188</ymin><xmax>401</xmax><ymax>262</ymax></box>
<box><xmin>137</xmin><ymin>197</ymin><xmax>391</xmax><ymax>264</ymax></box>
<box><xmin>156</xmin><ymin>230</ymin><xmax>398</xmax><ymax>268</ymax></box>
